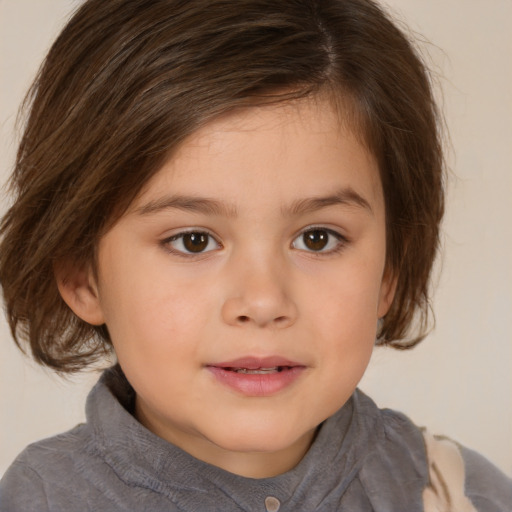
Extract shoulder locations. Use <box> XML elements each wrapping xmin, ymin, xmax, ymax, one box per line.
<box><xmin>354</xmin><ymin>391</ymin><xmax>512</xmax><ymax>511</ymax></box>
<box><xmin>0</xmin><ymin>370</ymin><xmax>183</xmax><ymax>512</ymax></box>
<box><xmin>0</xmin><ymin>425</ymin><xmax>178</xmax><ymax>512</ymax></box>
<box><xmin>0</xmin><ymin>453</ymin><xmax>49</xmax><ymax>512</ymax></box>
<box><xmin>0</xmin><ymin>425</ymin><xmax>92</xmax><ymax>512</ymax></box>
<box><xmin>460</xmin><ymin>444</ymin><xmax>512</xmax><ymax>511</ymax></box>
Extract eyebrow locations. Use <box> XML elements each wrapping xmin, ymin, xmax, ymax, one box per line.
<box><xmin>284</xmin><ymin>187</ymin><xmax>373</xmax><ymax>217</ymax></box>
<box><xmin>135</xmin><ymin>187</ymin><xmax>373</xmax><ymax>218</ymax></box>
<box><xmin>136</xmin><ymin>195</ymin><xmax>238</xmax><ymax>217</ymax></box>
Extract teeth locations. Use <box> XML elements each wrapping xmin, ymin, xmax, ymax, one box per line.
<box><xmin>234</xmin><ymin>367</ymin><xmax>280</xmax><ymax>374</ymax></box>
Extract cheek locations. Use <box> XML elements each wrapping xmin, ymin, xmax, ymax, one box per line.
<box><xmin>303</xmin><ymin>260</ymin><xmax>384</xmax><ymax>323</ymax></box>
<box><xmin>102</xmin><ymin>272</ymin><xmax>223</xmax><ymax>383</ymax></box>
<box><xmin>299</xmin><ymin>261</ymin><xmax>382</xmax><ymax>364</ymax></box>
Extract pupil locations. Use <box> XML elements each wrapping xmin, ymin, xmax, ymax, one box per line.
<box><xmin>304</xmin><ymin>230</ymin><xmax>328</xmax><ymax>251</ymax></box>
<box><xmin>183</xmin><ymin>233</ymin><xmax>208</xmax><ymax>252</ymax></box>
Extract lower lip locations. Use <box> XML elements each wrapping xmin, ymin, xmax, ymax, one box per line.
<box><xmin>206</xmin><ymin>366</ymin><xmax>305</xmax><ymax>396</ymax></box>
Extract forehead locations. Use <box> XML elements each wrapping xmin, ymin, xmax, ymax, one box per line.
<box><xmin>130</xmin><ymin>97</ymin><xmax>383</xmax><ymax>216</ymax></box>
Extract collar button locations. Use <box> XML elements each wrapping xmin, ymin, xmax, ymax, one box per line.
<box><xmin>265</xmin><ymin>496</ymin><xmax>281</xmax><ymax>512</ymax></box>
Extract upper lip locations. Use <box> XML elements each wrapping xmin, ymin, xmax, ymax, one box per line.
<box><xmin>207</xmin><ymin>356</ymin><xmax>304</xmax><ymax>370</ymax></box>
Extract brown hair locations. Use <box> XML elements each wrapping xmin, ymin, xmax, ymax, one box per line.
<box><xmin>0</xmin><ymin>0</ymin><xmax>444</xmax><ymax>372</ymax></box>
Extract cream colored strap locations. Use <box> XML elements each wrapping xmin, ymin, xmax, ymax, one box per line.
<box><xmin>422</xmin><ymin>430</ymin><xmax>477</xmax><ymax>512</ymax></box>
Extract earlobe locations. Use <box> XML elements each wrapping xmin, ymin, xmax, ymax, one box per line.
<box><xmin>377</xmin><ymin>269</ymin><xmax>398</xmax><ymax>318</ymax></box>
<box><xmin>54</xmin><ymin>262</ymin><xmax>105</xmax><ymax>326</ymax></box>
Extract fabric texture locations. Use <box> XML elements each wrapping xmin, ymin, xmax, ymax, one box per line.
<box><xmin>1</xmin><ymin>367</ymin><xmax>511</xmax><ymax>511</ymax></box>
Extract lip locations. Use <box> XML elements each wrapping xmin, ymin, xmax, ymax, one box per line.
<box><xmin>206</xmin><ymin>356</ymin><xmax>306</xmax><ymax>397</ymax></box>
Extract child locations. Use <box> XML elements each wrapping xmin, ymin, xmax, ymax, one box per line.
<box><xmin>0</xmin><ymin>0</ymin><xmax>510</xmax><ymax>510</ymax></box>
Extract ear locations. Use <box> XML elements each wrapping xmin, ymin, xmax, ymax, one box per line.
<box><xmin>54</xmin><ymin>261</ymin><xmax>105</xmax><ymax>326</ymax></box>
<box><xmin>377</xmin><ymin>267</ymin><xmax>398</xmax><ymax>318</ymax></box>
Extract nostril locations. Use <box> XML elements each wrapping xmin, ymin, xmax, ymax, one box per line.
<box><xmin>236</xmin><ymin>315</ymin><xmax>290</xmax><ymax>326</ymax></box>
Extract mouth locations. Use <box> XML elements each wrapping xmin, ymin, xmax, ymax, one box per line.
<box><xmin>221</xmin><ymin>366</ymin><xmax>295</xmax><ymax>375</ymax></box>
<box><xmin>206</xmin><ymin>356</ymin><xmax>306</xmax><ymax>396</ymax></box>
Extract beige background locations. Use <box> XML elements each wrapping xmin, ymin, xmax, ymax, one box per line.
<box><xmin>1</xmin><ymin>0</ymin><xmax>511</xmax><ymax>477</ymax></box>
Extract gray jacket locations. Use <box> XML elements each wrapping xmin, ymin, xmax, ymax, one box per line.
<box><xmin>1</xmin><ymin>367</ymin><xmax>511</xmax><ymax>511</ymax></box>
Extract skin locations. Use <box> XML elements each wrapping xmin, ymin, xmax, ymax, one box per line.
<box><xmin>58</xmin><ymin>97</ymin><xmax>396</xmax><ymax>478</ymax></box>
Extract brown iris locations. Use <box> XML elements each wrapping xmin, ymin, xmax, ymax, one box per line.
<box><xmin>182</xmin><ymin>232</ymin><xmax>209</xmax><ymax>253</ymax></box>
<box><xmin>303</xmin><ymin>229</ymin><xmax>329</xmax><ymax>251</ymax></box>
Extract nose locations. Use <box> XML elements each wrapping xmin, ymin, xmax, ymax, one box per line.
<box><xmin>221</xmin><ymin>255</ymin><xmax>298</xmax><ymax>329</ymax></box>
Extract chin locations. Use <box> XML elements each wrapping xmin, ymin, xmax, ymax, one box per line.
<box><xmin>207</xmin><ymin>419</ymin><xmax>315</xmax><ymax>454</ymax></box>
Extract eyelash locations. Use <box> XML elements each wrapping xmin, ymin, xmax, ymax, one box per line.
<box><xmin>161</xmin><ymin>226</ymin><xmax>348</xmax><ymax>257</ymax></box>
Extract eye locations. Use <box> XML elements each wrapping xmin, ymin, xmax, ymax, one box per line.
<box><xmin>164</xmin><ymin>231</ymin><xmax>220</xmax><ymax>255</ymax></box>
<box><xmin>291</xmin><ymin>227</ymin><xmax>346</xmax><ymax>253</ymax></box>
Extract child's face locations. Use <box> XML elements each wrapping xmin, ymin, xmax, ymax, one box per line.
<box><xmin>67</xmin><ymin>97</ymin><xmax>395</xmax><ymax>477</ymax></box>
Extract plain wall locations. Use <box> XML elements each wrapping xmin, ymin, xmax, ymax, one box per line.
<box><xmin>1</xmin><ymin>0</ymin><xmax>511</xmax><ymax>477</ymax></box>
